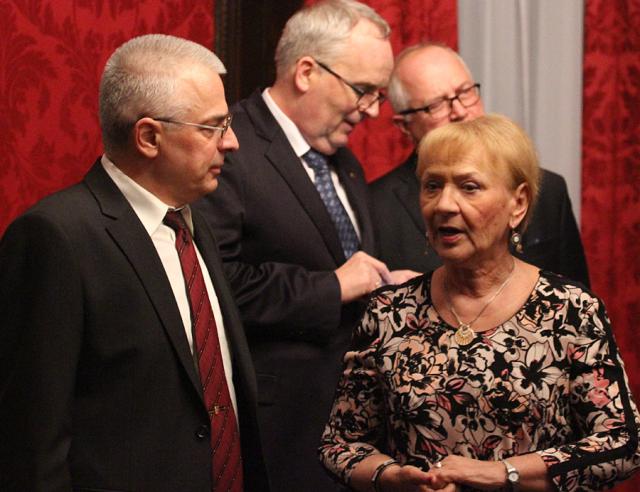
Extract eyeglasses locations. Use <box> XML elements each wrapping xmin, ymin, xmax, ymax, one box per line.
<box><xmin>313</xmin><ymin>58</ymin><xmax>386</xmax><ymax>111</ymax></box>
<box><xmin>397</xmin><ymin>83</ymin><xmax>481</xmax><ymax>120</ymax></box>
<box><xmin>153</xmin><ymin>113</ymin><xmax>233</xmax><ymax>137</ymax></box>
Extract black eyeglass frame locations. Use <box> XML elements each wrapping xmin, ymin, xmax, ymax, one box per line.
<box><xmin>313</xmin><ymin>58</ymin><xmax>387</xmax><ymax>111</ymax></box>
<box><xmin>397</xmin><ymin>83</ymin><xmax>481</xmax><ymax>117</ymax></box>
<box><xmin>152</xmin><ymin>113</ymin><xmax>233</xmax><ymax>137</ymax></box>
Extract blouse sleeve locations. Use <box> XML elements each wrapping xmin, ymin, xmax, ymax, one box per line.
<box><xmin>318</xmin><ymin>295</ymin><xmax>388</xmax><ymax>486</ymax></box>
<box><xmin>536</xmin><ymin>291</ymin><xmax>640</xmax><ymax>491</ymax></box>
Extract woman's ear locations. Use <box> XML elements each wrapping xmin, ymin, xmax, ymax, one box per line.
<box><xmin>509</xmin><ymin>182</ymin><xmax>530</xmax><ymax>230</ymax></box>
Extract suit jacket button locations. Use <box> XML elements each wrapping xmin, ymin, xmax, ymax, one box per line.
<box><xmin>195</xmin><ymin>425</ymin><xmax>209</xmax><ymax>440</ymax></box>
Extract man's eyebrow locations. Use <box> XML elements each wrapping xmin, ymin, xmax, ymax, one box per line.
<box><xmin>356</xmin><ymin>82</ymin><xmax>379</xmax><ymax>91</ymax></box>
<box><xmin>202</xmin><ymin>112</ymin><xmax>229</xmax><ymax>124</ymax></box>
<box><xmin>423</xmin><ymin>82</ymin><xmax>476</xmax><ymax>105</ymax></box>
<box><xmin>455</xmin><ymin>81</ymin><xmax>475</xmax><ymax>91</ymax></box>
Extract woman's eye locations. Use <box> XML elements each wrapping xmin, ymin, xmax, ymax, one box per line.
<box><xmin>423</xmin><ymin>181</ymin><xmax>440</xmax><ymax>192</ymax></box>
<box><xmin>461</xmin><ymin>182</ymin><xmax>479</xmax><ymax>192</ymax></box>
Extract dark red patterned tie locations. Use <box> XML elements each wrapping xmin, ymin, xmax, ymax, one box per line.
<box><xmin>164</xmin><ymin>211</ymin><xmax>243</xmax><ymax>492</ymax></box>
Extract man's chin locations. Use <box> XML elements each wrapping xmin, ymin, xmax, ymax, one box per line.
<box><xmin>327</xmin><ymin>134</ymin><xmax>350</xmax><ymax>152</ymax></box>
<box><xmin>200</xmin><ymin>177</ymin><xmax>219</xmax><ymax>196</ymax></box>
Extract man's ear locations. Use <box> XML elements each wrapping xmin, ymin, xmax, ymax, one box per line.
<box><xmin>133</xmin><ymin>117</ymin><xmax>161</xmax><ymax>158</ymax></box>
<box><xmin>392</xmin><ymin>114</ymin><xmax>412</xmax><ymax>138</ymax></box>
<box><xmin>293</xmin><ymin>56</ymin><xmax>317</xmax><ymax>93</ymax></box>
<box><xmin>509</xmin><ymin>182</ymin><xmax>530</xmax><ymax>230</ymax></box>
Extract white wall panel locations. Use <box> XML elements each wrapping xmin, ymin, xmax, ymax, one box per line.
<box><xmin>458</xmin><ymin>0</ymin><xmax>584</xmax><ymax>220</ymax></box>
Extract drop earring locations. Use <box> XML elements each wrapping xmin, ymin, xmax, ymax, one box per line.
<box><xmin>510</xmin><ymin>229</ymin><xmax>523</xmax><ymax>253</ymax></box>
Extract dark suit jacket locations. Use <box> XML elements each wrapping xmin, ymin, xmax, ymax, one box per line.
<box><xmin>194</xmin><ymin>90</ymin><xmax>376</xmax><ymax>492</ymax></box>
<box><xmin>369</xmin><ymin>152</ymin><xmax>590</xmax><ymax>286</ymax></box>
<box><xmin>0</xmin><ymin>161</ymin><xmax>269</xmax><ymax>492</ymax></box>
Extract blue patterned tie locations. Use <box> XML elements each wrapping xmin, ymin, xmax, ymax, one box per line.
<box><xmin>303</xmin><ymin>149</ymin><xmax>360</xmax><ymax>259</ymax></box>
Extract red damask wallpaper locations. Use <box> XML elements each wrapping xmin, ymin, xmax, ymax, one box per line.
<box><xmin>0</xmin><ymin>0</ymin><xmax>214</xmax><ymax>235</ymax></box>
<box><xmin>582</xmin><ymin>7</ymin><xmax>640</xmax><ymax>487</ymax></box>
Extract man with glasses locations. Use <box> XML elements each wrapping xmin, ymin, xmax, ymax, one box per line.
<box><xmin>194</xmin><ymin>1</ymin><xmax>416</xmax><ymax>490</ymax></box>
<box><xmin>370</xmin><ymin>43</ymin><xmax>590</xmax><ymax>286</ymax></box>
<box><xmin>0</xmin><ymin>34</ymin><xmax>269</xmax><ymax>491</ymax></box>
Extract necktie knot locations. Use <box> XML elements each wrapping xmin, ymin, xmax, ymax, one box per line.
<box><xmin>303</xmin><ymin>149</ymin><xmax>330</xmax><ymax>176</ymax></box>
<box><xmin>163</xmin><ymin>210</ymin><xmax>187</xmax><ymax>233</ymax></box>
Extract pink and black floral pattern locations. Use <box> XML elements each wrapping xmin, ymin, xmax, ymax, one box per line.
<box><xmin>319</xmin><ymin>271</ymin><xmax>640</xmax><ymax>492</ymax></box>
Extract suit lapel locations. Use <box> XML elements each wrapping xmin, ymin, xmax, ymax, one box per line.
<box><xmin>393</xmin><ymin>153</ymin><xmax>426</xmax><ymax>235</ymax></box>
<box><xmin>84</xmin><ymin>162</ymin><xmax>204</xmax><ymax>398</ymax></box>
<box><xmin>244</xmin><ymin>92</ymin><xmax>346</xmax><ymax>263</ymax></box>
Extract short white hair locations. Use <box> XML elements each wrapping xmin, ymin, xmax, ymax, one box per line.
<box><xmin>274</xmin><ymin>0</ymin><xmax>390</xmax><ymax>79</ymax></box>
<box><xmin>388</xmin><ymin>43</ymin><xmax>473</xmax><ymax>113</ymax></box>
<box><xmin>99</xmin><ymin>34</ymin><xmax>226</xmax><ymax>153</ymax></box>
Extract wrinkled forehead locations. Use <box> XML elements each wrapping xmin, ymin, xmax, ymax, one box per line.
<box><xmin>403</xmin><ymin>48</ymin><xmax>473</xmax><ymax>101</ymax></box>
<box><xmin>331</xmin><ymin>20</ymin><xmax>393</xmax><ymax>86</ymax></box>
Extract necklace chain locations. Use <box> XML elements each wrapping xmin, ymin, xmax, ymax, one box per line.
<box><xmin>444</xmin><ymin>259</ymin><xmax>516</xmax><ymax>346</ymax></box>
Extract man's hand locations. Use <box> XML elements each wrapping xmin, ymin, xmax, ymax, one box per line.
<box><xmin>335</xmin><ymin>252</ymin><xmax>391</xmax><ymax>303</ymax></box>
<box><xmin>387</xmin><ymin>269</ymin><xmax>422</xmax><ymax>285</ymax></box>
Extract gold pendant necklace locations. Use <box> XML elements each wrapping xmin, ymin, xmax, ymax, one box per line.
<box><xmin>444</xmin><ymin>259</ymin><xmax>516</xmax><ymax>347</ymax></box>
<box><xmin>454</xmin><ymin>323</ymin><xmax>475</xmax><ymax>345</ymax></box>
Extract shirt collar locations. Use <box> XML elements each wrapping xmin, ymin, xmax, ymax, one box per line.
<box><xmin>262</xmin><ymin>88</ymin><xmax>311</xmax><ymax>158</ymax></box>
<box><xmin>100</xmin><ymin>154</ymin><xmax>194</xmax><ymax>236</ymax></box>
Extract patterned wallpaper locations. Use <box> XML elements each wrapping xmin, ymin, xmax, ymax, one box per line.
<box><xmin>0</xmin><ymin>0</ymin><xmax>215</xmax><ymax>235</ymax></box>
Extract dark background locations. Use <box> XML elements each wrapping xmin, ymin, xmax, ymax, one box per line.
<box><xmin>216</xmin><ymin>0</ymin><xmax>304</xmax><ymax>103</ymax></box>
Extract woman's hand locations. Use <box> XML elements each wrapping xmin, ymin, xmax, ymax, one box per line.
<box><xmin>425</xmin><ymin>454</ymin><xmax>553</xmax><ymax>491</ymax></box>
<box><xmin>378</xmin><ymin>464</ymin><xmax>459</xmax><ymax>492</ymax></box>
<box><xmin>425</xmin><ymin>456</ymin><xmax>506</xmax><ymax>491</ymax></box>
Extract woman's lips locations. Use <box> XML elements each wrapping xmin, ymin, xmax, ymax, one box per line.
<box><xmin>437</xmin><ymin>226</ymin><xmax>464</xmax><ymax>244</ymax></box>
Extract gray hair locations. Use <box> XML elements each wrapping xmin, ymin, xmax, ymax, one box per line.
<box><xmin>388</xmin><ymin>42</ymin><xmax>472</xmax><ymax>113</ymax></box>
<box><xmin>99</xmin><ymin>34</ymin><xmax>226</xmax><ymax>154</ymax></box>
<box><xmin>274</xmin><ymin>0</ymin><xmax>390</xmax><ymax>79</ymax></box>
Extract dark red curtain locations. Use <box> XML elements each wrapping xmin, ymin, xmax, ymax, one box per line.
<box><xmin>0</xmin><ymin>0</ymin><xmax>215</xmax><ymax>236</ymax></box>
<box><xmin>582</xmin><ymin>4</ymin><xmax>640</xmax><ymax>491</ymax></box>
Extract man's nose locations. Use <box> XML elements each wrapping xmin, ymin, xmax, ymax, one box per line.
<box><xmin>220</xmin><ymin>126</ymin><xmax>239</xmax><ymax>151</ymax></box>
<box><xmin>360</xmin><ymin>98</ymin><xmax>381</xmax><ymax>119</ymax></box>
<box><xmin>449</xmin><ymin>97</ymin><xmax>468</xmax><ymax>121</ymax></box>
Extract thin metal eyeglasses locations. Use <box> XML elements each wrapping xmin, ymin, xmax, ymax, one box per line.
<box><xmin>313</xmin><ymin>58</ymin><xmax>386</xmax><ymax>111</ymax></box>
<box><xmin>153</xmin><ymin>113</ymin><xmax>233</xmax><ymax>137</ymax></box>
<box><xmin>397</xmin><ymin>83</ymin><xmax>481</xmax><ymax>119</ymax></box>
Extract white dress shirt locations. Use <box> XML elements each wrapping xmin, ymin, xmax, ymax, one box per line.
<box><xmin>262</xmin><ymin>88</ymin><xmax>362</xmax><ymax>239</ymax></box>
<box><xmin>100</xmin><ymin>155</ymin><xmax>238</xmax><ymax>414</ymax></box>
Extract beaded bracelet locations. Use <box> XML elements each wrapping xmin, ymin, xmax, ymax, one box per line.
<box><xmin>371</xmin><ymin>458</ymin><xmax>399</xmax><ymax>492</ymax></box>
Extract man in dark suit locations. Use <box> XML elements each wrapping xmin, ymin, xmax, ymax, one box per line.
<box><xmin>194</xmin><ymin>2</ymin><xmax>415</xmax><ymax>490</ymax></box>
<box><xmin>0</xmin><ymin>34</ymin><xmax>268</xmax><ymax>492</ymax></box>
<box><xmin>370</xmin><ymin>43</ymin><xmax>590</xmax><ymax>286</ymax></box>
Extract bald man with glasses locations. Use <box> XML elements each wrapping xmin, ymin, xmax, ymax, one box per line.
<box><xmin>370</xmin><ymin>43</ymin><xmax>590</xmax><ymax>286</ymax></box>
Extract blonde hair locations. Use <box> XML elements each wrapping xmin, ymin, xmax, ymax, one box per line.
<box><xmin>417</xmin><ymin>114</ymin><xmax>540</xmax><ymax>231</ymax></box>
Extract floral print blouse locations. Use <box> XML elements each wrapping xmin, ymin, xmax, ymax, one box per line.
<box><xmin>319</xmin><ymin>271</ymin><xmax>640</xmax><ymax>491</ymax></box>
